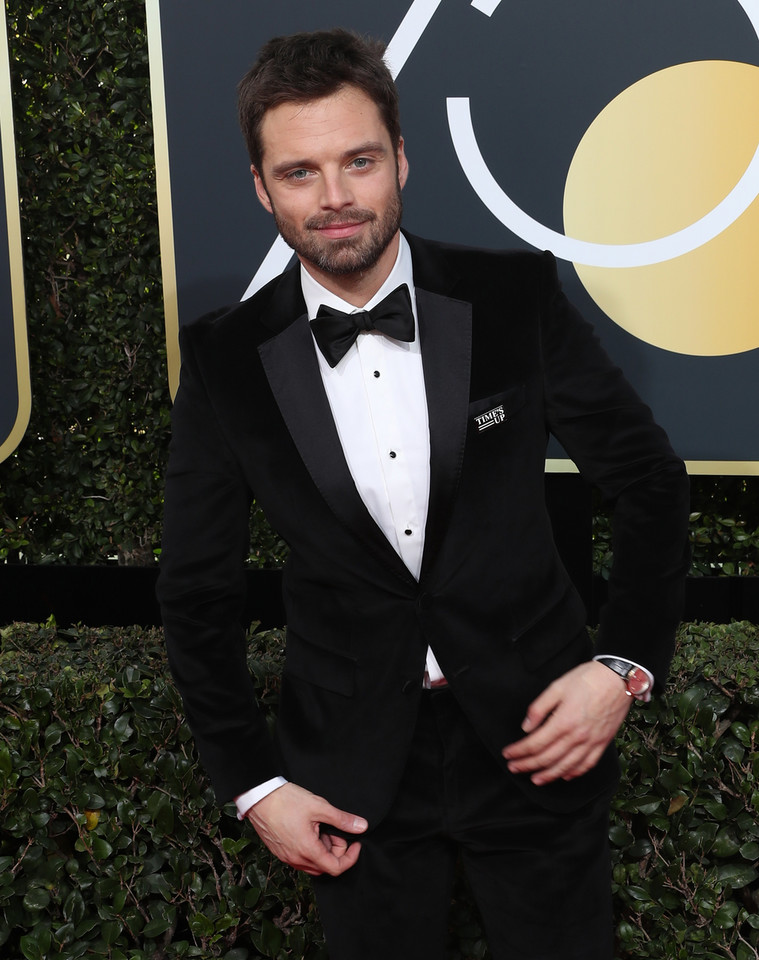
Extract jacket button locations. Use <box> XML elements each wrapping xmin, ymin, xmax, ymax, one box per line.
<box><xmin>401</xmin><ymin>679</ymin><xmax>417</xmax><ymax>694</ymax></box>
<box><xmin>417</xmin><ymin>593</ymin><xmax>433</xmax><ymax>610</ymax></box>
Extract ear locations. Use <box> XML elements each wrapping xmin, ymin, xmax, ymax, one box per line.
<box><xmin>251</xmin><ymin>165</ymin><xmax>273</xmax><ymax>214</ymax></box>
<box><xmin>396</xmin><ymin>137</ymin><xmax>409</xmax><ymax>190</ymax></box>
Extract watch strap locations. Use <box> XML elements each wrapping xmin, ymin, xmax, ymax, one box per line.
<box><xmin>595</xmin><ymin>656</ymin><xmax>652</xmax><ymax>700</ymax></box>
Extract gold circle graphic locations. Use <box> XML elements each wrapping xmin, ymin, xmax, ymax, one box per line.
<box><xmin>563</xmin><ymin>60</ymin><xmax>759</xmax><ymax>356</ymax></box>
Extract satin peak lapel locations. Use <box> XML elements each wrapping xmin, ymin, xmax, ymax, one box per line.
<box><xmin>416</xmin><ymin>287</ymin><xmax>472</xmax><ymax>581</ymax></box>
<box><xmin>258</xmin><ymin>318</ymin><xmax>413</xmax><ymax>584</ymax></box>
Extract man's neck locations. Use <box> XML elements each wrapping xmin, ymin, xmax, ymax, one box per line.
<box><xmin>298</xmin><ymin>232</ymin><xmax>401</xmax><ymax>308</ymax></box>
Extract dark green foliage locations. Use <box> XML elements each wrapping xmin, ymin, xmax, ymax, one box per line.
<box><xmin>1</xmin><ymin>0</ymin><xmax>170</xmax><ymax>565</ymax></box>
<box><xmin>611</xmin><ymin>621</ymin><xmax>759</xmax><ymax>959</ymax></box>
<box><xmin>1</xmin><ymin>620</ymin><xmax>758</xmax><ymax>958</ymax></box>
<box><xmin>594</xmin><ymin>477</ymin><xmax>759</xmax><ymax>579</ymax></box>
<box><xmin>688</xmin><ymin>478</ymin><xmax>759</xmax><ymax>577</ymax></box>
<box><xmin>247</xmin><ymin>506</ymin><xmax>288</xmax><ymax>571</ymax></box>
<box><xmin>0</xmin><ymin>621</ymin><xmax>325</xmax><ymax>959</ymax></box>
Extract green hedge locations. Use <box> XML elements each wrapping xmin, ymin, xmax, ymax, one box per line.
<box><xmin>1</xmin><ymin>0</ymin><xmax>170</xmax><ymax>565</ymax></box>
<box><xmin>611</xmin><ymin>621</ymin><xmax>759</xmax><ymax>959</ymax></box>
<box><xmin>1</xmin><ymin>620</ymin><xmax>758</xmax><ymax>959</ymax></box>
<box><xmin>0</xmin><ymin>622</ymin><xmax>317</xmax><ymax>960</ymax></box>
<box><xmin>593</xmin><ymin>477</ymin><xmax>759</xmax><ymax>580</ymax></box>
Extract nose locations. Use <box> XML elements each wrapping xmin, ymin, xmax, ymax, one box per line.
<box><xmin>319</xmin><ymin>170</ymin><xmax>354</xmax><ymax>211</ymax></box>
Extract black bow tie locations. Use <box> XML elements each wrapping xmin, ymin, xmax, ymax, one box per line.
<box><xmin>310</xmin><ymin>284</ymin><xmax>415</xmax><ymax>368</ymax></box>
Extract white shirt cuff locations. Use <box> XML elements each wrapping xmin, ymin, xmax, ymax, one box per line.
<box><xmin>234</xmin><ymin>776</ymin><xmax>288</xmax><ymax>820</ymax></box>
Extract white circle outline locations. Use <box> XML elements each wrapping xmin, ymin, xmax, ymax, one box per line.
<box><xmin>447</xmin><ymin>1</ymin><xmax>759</xmax><ymax>267</ymax></box>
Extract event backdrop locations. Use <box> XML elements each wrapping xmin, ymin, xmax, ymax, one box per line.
<box><xmin>146</xmin><ymin>0</ymin><xmax>759</xmax><ymax>473</ymax></box>
<box><xmin>0</xmin><ymin>8</ymin><xmax>29</xmax><ymax>464</ymax></box>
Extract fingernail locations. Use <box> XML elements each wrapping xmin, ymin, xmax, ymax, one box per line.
<box><xmin>354</xmin><ymin>817</ymin><xmax>368</xmax><ymax>831</ymax></box>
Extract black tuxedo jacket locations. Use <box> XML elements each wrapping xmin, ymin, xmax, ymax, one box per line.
<box><xmin>157</xmin><ymin>233</ymin><xmax>690</xmax><ymax>824</ymax></box>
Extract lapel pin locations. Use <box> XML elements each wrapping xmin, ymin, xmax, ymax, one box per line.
<box><xmin>474</xmin><ymin>404</ymin><xmax>507</xmax><ymax>432</ymax></box>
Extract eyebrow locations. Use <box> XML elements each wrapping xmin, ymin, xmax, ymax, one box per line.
<box><xmin>269</xmin><ymin>141</ymin><xmax>389</xmax><ymax>179</ymax></box>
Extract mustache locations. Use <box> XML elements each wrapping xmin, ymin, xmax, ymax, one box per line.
<box><xmin>305</xmin><ymin>209</ymin><xmax>377</xmax><ymax>230</ymax></box>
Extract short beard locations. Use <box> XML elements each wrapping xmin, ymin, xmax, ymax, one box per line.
<box><xmin>272</xmin><ymin>185</ymin><xmax>403</xmax><ymax>277</ymax></box>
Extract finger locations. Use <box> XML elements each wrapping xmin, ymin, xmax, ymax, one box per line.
<box><xmin>508</xmin><ymin>706</ymin><xmax>619</xmax><ymax>771</ymax></box>
<box><xmin>520</xmin><ymin>684</ymin><xmax>561</xmax><ymax>733</ymax></box>
<box><xmin>502</xmin><ymin>727</ymin><xmax>562</xmax><ymax>761</ymax></box>
<box><xmin>333</xmin><ymin>839</ymin><xmax>362</xmax><ymax>873</ymax></box>
<box><xmin>529</xmin><ymin>743</ymin><xmax>591</xmax><ymax>785</ymax></box>
<box><xmin>321</xmin><ymin>832</ymin><xmax>349</xmax><ymax>856</ymax></box>
<box><xmin>502</xmin><ymin>706</ymin><xmax>575</xmax><ymax>761</ymax></box>
<box><xmin>504</xmin><ymin>731</ymin><xmax>573</xmax><ymax>773</ymax></box>
<box><xmin>561</xmin><ymin>749</ymin><xmax>604</xmax><ymax>781</ymax></box>
<box><xmin>308</xmin><ymin>839</ymin><xmax>362</xmax><ymax>877</ymax></box>
<box><xmin>282</xmin><ymin>832</ymin><xmax>350</xmax><ymax>876</ymax></box>
<box><xmin>533</xmin><ymin>742</ymin><xmax>605</xmax><ymax>785</ymax></box>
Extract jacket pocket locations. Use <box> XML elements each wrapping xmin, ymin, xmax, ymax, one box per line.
<box><xmin>283</xmin><ymin>629</ymin><xmax>356</xmax><ymax>697</ymax></box>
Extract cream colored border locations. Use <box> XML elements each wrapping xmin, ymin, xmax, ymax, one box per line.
<box><xmin>0</xmin><ymin>7</ymin><xmax>30</xmax><ymax>463</ymax></box>
<box><xmin>545</xmin><ymin>458</ymin><xmax>759</xmax><ymax>476</ymax></box>
<box><xmin>145</xmin><ymin>0</ymin><xmax>180</xmax><ymax>399</ymax></box>
<box><xmin>545</xmin><ymin>459</ymin><xmax>580</xmax><ymax>474</ymax></box>
<box><xmin>684</xmin><ymin>460</ymin><xmax>759</xmax><ymax>477</ymax></box>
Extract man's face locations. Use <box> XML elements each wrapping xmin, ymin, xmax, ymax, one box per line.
<box><xmin>253</xmin><ymin>86</ymin><xmax>408</xmax><ymax>290</ymax></box>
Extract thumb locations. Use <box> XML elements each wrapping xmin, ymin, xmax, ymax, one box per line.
<box><xmin>317</xmin><ymin>801</ymin><xmax>368</xmax><ymax>835</ymax></box>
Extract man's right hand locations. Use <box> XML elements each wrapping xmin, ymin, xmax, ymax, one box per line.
<box><xmin>244</xmin><ymin>782</ymin><xmax>368</xmax><ymax>876</ymax></box>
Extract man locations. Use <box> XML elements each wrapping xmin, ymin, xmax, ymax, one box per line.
<box><xmin>158</xmin><ymin>28</ymin><xmax>690</xmax><ymax>960</ymax></box>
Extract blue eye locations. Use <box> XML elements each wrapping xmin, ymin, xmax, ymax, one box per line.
<box><xmin>288</xmin><ymin>169</ymin><xmax>309</xmax><ymax>180</ymax></box>
<box><xmin>351</xmin><ymin>157</ymin><xmax>370</xmax><ymax>169</ymax></box>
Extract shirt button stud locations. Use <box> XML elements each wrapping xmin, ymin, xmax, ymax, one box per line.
<box><xmin>389</xmin><ymin>451</ymin><xmax>397</xmax><ymax>459</ymax></box>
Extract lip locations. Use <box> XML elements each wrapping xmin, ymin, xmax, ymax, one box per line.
<box><xmin>316</xmin><ymin>221</ymin><xmax>366</xmax><ymax>240</ymax></box>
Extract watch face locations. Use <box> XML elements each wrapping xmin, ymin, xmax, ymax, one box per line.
<box><xmin>627</xmin><ymin>667</ymin><xmax>651</xmax><ymax>697</ymax></box>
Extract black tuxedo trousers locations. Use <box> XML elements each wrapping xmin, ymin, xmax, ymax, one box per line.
<box><xmin>157</xmin><ymin>232</ymin><xmax>690</xmax><ymax>829</ymax></box>
<box><xmin>312</xmin><ymin>686</ymin><xmax>615</xmax><ymax>960</ymax></box>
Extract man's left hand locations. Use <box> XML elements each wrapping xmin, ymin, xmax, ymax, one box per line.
<box><xmin>501</xmin><ymin>660</ymin><xmax>632</xmax><ymax>785</ymax></box>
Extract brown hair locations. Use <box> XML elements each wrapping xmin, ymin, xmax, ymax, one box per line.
<box><xmin>238</xmin><ymin>29</ymin><xmax>401</xmax><ymax>171</ymax></box>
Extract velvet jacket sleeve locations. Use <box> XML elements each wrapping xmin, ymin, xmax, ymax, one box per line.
<box><xmin>538</xmin><ymin>252</ymin><xmax>691</xmax><ymax>689</ymax></box>
<box><xmin>156</xmin><ymin>321</ymin><xmax>280</xmax><ymax>802</ymax></box>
